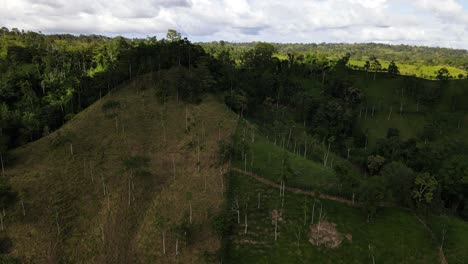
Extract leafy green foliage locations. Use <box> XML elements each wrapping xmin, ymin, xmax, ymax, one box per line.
<box><xmin>381</xmin><ymin>162</ymin><xmax>415</xmax><ymax>206</ymax></box>
<box><xmin>412</xmin><ymin>173</ymin><xmax>438</xmax><ymax>204</ymax></box>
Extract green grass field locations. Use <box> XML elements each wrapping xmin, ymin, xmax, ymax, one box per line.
<box><xmin>225</xmin><ymin>171</ymin><xmax>440</xmax><ymax>264</ymax></box>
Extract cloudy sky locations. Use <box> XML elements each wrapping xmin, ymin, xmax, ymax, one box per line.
<box><xmin>1</xmin><ymin>0</ymin><xmax>467</xmax><ymax>49</ymax></box>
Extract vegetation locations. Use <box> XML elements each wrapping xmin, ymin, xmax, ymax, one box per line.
<box><xmin>0</xmin><ymin>28</ymin><xmax>467</xmax><ymax>263</ymax></box>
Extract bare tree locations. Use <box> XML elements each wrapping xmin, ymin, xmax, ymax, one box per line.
<box><xmin>257</xmin><ymin>192</ymin><xmax>261</xmax><ymax>209</ymax></box>
<box><xmin>172</xmin><ymin>155</ymin><xmax>176</xmax><ymax>180</ymax></box>
<box><xmin>274</xmin><ymin>209</ymin><xmax>278</xmax><ymax>241</ymax></box>
<box><xmin>220</xmin><ymin>168</ymin><xmax>224</xmax><ymax>196</ymax></box>
<box><xmin>21</xmin><ymin>198</ymin><xmax>26</xmax><ymax>216</ymax></box>
<box><xmin>304</xmin><ymin>138</ymin><xmax>307</xmax><ymax>159</ymax></box>
<box><xmin>295</xmin><ymin>228</ymin><xmax>301</xmax><ymax>248</ymax></box>
<box><xmin>185</xmin><ymin>107</ymin><xmax>188</xmax><ymax>131</ymax></box>
<box><xmin>244</xmin><ymin>211</ymin><xmax>248</xmax><ymax>234</ymax></box>
<box><xmin>310</xmin><ymin>200</ymin><xmax>316</xmax><ymax>225</ymax></box>
<box><xmin>369</xmin><ymin>244</ymin><xmax>375</xmax><ymax>264</ymax></box>
<box><xmin>231</xmin><ymin>199</ymin><xmax>240</xmax><ymax>224</ymax></box>
<box><xmin>162</xmin><ymin>231</ymin><xmax>166</xmax><ymax>255</ymax></box>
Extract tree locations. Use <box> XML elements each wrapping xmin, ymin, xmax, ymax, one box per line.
<box><xmin>370</xmin><ymin>56</ymin><xmax>382</xmax><ymax>80</ymax></box>
<box><xmin>363</xmin><ymin>60</ymin><xmax>370</xmax><ymax>79</ymax></box>
<box><xmin>280</xmin><ymin>151</ymin><xmax>294</xmax><ymax>183</ymax></box>
<box><xmin>387</xmin><ymin>60</ymin><xmax>400</xmax><ymax>77</ymax></box>
<box><xmin>166</xmin><ymin>29</ymin><xmax>181</xmax><ymax>42</ymax></box>
<box><xmin>381</xmin><ymin>162</ymin><xmax>415</xmax><ymax>206</ymax></box>
<box><xmin>224</xmin><ymin>89</ymin><xmax>248</xmax><ymax>116</ymax></box>
<box><xmin>240</xmin><ymin>42</ymin><xmax>276</xmax><ymax>69</ymax></box>
<box><xmin>438</xmin><ymin>155</ymin><xmax>468</xmax><ymax>213</ymax></box>
<box><xmin>358</xmin><ymin>177</ymin><xmax>386</xmax><ymax>221</ymax></box>
<box><xmin>436</xmin><ymin>67</ymin><xmax>450</xmax><ymax>81</ymax></box>
<box><xmin>367</xmin><ymin>155</ymin><xmax>385</xmax><ymax>175</ymax></box>
<box><xmin>334</xmin><ymin>161</ymin><xmax>359</xmax><ymax>199</ymax></box>
<box><xmin>412</xmin><ymin>172</ymin><xmax>437</xmax><ymax>205</ymax></box>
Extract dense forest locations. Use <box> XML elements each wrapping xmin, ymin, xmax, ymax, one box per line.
<box><xmin>0</xmin><ymin>28</ymin><xmax>467</xmax><ymax>263</ymax></box>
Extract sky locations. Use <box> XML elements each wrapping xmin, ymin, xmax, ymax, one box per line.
<box><xmin>1</xmin><ymin>0</ymin><xmax>467</xmax><ymax>49</ymax></box>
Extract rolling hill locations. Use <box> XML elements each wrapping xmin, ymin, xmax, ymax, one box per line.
<box><xmin>2</xmin><ymin>74</ymin><xmax>238</xmax><ymax>263</ymax></box>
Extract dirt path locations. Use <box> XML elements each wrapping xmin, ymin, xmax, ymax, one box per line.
<box><xmin>231</xmin><ymin>167</ymin><xmax>356</xmax><ymax>206</ymax></box>
<box><xmin>231</xmin><ymin>167</ymin><xmax>448</xmax><ymax>264</ymax></box>
<box><xmin>414</xmin><ymin>214</ymin><xmax>448</xmax><ymax>264</ymax></box>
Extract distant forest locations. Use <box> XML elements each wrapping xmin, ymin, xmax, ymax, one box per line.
<box><xmin>199</xmin><ymin>41</ymin><xmax>468</xmax><ymax>70</ymax></box>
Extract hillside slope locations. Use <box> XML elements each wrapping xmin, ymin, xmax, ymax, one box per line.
<box><xmin>3</xmin><ymin>76</ymin><xmax>238</xmax><ymax>263</ymax></box>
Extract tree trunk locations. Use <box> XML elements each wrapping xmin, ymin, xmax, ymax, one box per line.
<box><xmin>311</xmin><ymin>201</ymin><xmax>315</xmax><ymax>225</ymax></box>
<box><xmin>387</xmin><ymin>106</ymin><xmax>393</xmax><ymax>120</ymax></box>
<box><xmin>257</xmin><ymin>192</ymin><xmax>261</xmax><ymax>209</ymax></box>
<box><xmin>128</xmin><ymin>178</ymin><xmax>132</xmax><ymax>207</ymax></box>
<box><xmin>172</xmin><ymin>155</ymin><xmax>176</xmax><ymax>180</ymax></box>
<box><xmin>21</xmin><ymin>199</ymin><xmax>26</xmax><ymax>216</ymax></box>
<box><xmin>304</xmin><ymin>140</ymin><xmax>307</xmax><ymax>158</ymax></box>
<box><xmin>274</xmin><ymin>211</ymin><xmax>278</xmax><ymax>241</ymax></box>
<box><xmin>185</xmin><ymin>107</ymin><xmax>188</xmax><ymax>131</ymax></box>
<box><xmin>244</xmin><ymin>212</ymin><xmax>248</xmax><ymax>234</ymax></box>
<box><xmin>189</xmin><ymin>201</ymin><xmax>192</xmax><ymax>224</ymax></box>
<box><xmin>162</xmin><ymin>231</ymin><xmax>166</xmax><ymax>255</ymax></box>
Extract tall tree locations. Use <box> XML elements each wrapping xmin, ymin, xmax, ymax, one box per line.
<box><xmin>370</xmin><ymin>56</ymin><xmax>382</xmax><ymax>80</ymax></box>
<box><xmin>387</xmin><ymin>60</ymin><xmax>400</xmax><ymax>77</ymax></box>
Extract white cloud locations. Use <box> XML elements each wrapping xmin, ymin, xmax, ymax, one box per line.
<box><xmin>0</xmin><ymin>0</ymin><xmax>467</xmax><ymax>49</ymax></box>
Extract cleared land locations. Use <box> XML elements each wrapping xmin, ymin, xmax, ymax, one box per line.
<box><xmin>226</xmin><ymin>170</ymin><xmax>440</xmax><ymax>264</ymax></box>
<box><xmin>4</xmin><ymin>75</ymin><xmax>238</xmax><ymax>263</ymax></box>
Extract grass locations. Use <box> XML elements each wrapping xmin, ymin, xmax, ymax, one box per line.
<box><xmin>239</xmin><ymin>132</ymin><xmax>336</xmax><ymax>191</ymax></box>
<box><xmin>346</xmin><ymin>72</ymin><xmax>468</xmax><ymax>147</ymax></box>
<box><xmin>225</xmin><ymin>171</ymin><xmax>440</xmax><ymax>264</ymax></box>
<box><xmin>231</xmin><ymin>121</ymin><xmax>341</xmax><ymax>194</ymax></box>
<box><xmin>4</xmin><ymin>73</ymin><xmax>238</xmax><ymax>263</ymax></box>
<box><xmin>427</xmin><ymin>214</ymin><xmax>468</xmax><ymax>264</ymax></box>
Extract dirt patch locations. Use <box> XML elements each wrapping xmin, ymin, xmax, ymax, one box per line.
<box><xmin>271</xmin><ymin>209</ymin><xmax>284</xmax><ymax>225</ymax></box>
<box><xmin>308</xmin><ymin>221</ymin><xmax>351</xmax><ymax>249</ymax></box>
